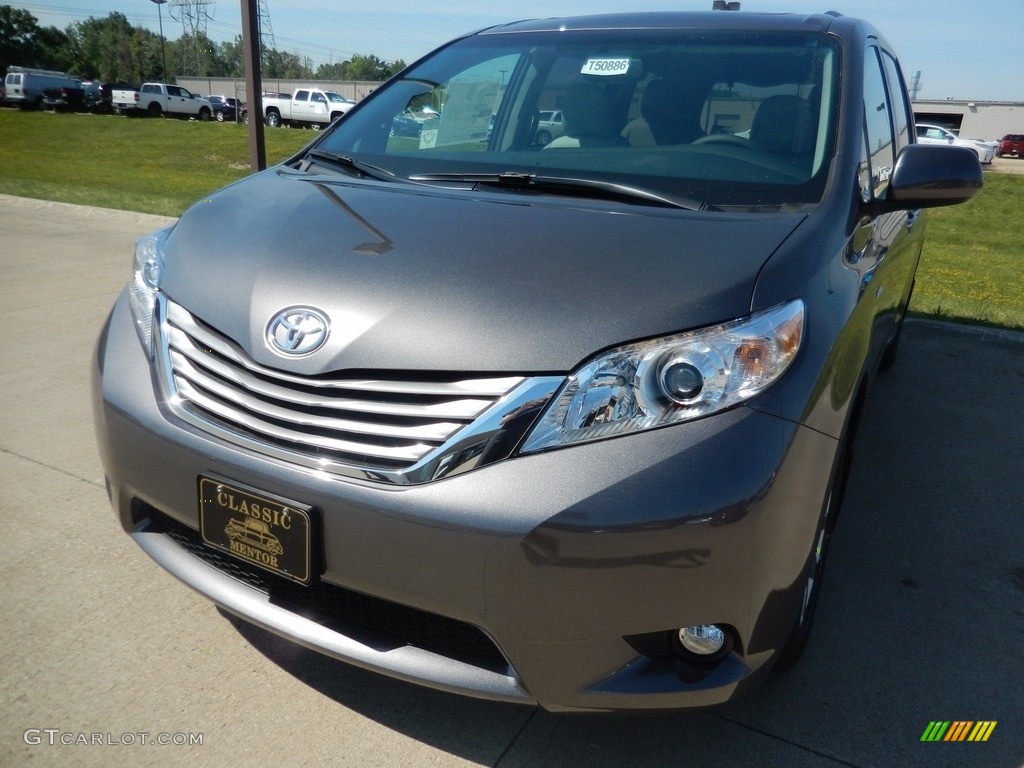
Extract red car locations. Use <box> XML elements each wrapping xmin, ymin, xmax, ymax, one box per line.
<box><xmin>997</xmin><ymin>134</ymin><xmax>1024</xmax><ymax>158</ymax></box>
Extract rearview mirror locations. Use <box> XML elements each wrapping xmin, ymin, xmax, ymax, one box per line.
<box><xmin>870</xmin><ymin>144</ymin><xmax>983</xmax><ymax>213</ymax></box>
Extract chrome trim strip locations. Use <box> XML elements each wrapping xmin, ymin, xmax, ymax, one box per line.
<box><xmin>156</xmin><ymin>297</ymin><xmax>565</xmax><ymax>485</ymax></box>
<box><xmin>166</xmin><ymin>335</ymin><xmax>492</xmax><ymax>419</ymax></box>
<box><xmin>166</xmin><ymin>301</ymin><xmax>523</xmax><ymax>397</ymax></box>
<box><xmin>170</xmin><ymin>353</ymin><xmax>462</xmax><ymax>441</ymax></box>
<box><xmin>174</xmin><ymin>378</ymin><xmax>435</xmax><ymax>462</ymax></box>
<box><xmin>133</xmin><ymin>528</ymin><xmax>534</xmax><ymax>704</ymax></box>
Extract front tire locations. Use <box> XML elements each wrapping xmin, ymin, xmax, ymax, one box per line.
<box><xmin>878</xmin><ymin>318</ymin><xmax>905</xmax><ymax>372</ymax></box>
<box><xmin>198</xmin><ymin>107</ymin><xmax>211</xmax><ymax>121</ymax></box>
<box><xmin>774</xmin><ymin>432</ymin><xmax>852</xmax><ymax>671</ymax></box>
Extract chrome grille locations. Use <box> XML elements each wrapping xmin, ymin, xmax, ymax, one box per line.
<box><xmin>156</xmin><ymin>298</ymin><xmax>561</xmax><ymax>484</ymax></box>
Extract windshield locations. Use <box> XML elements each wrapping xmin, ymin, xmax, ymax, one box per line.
<box><xmin>315</xmin><ymin>28</ymin><xmax>840</xmax><ymax>208</ymax></box>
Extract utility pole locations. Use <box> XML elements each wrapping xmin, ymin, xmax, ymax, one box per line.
<box><xmin>150</xmin><ymin>0</ymin><xmax>168</xmax><ymax>80</ymax></box>
<box><xmin>241</xmin><ymin>0</ymin><xmax>266</xmax><ymax>170</ymax></box>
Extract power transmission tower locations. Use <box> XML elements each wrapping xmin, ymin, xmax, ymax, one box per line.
<box><xmin>257</xmin><ymin>0</ymin><xmax>276</xmax><ymax>59</ymax></box>
<box><xmin>169</xmin><ymin>0</ymin><xmax>215</xmax><ymax>75</ymax></box>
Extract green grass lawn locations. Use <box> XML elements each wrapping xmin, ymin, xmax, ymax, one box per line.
<box><xmin>1</xmin><ymin>108</ymin><xmax>1021</xmax><ymax>329</ymax></box>
<box><xmin>912</xmin><ymin>172</ymin><xmax>1023</xmax><ymax>330</ymax></box>
<box><xmin>0</xmin><ymin>109</ymin><xmax>314</xmax><ymax>216</ymax></box>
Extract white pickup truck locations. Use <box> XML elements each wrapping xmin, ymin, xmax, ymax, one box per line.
<box><xmin>114</xmin><ymin>83</ymin><xmax>213</xmax><ymax>119</ymax></box>
<box><xmin>260</xmin><ymin>88</ymin><xmax>356</xmax><ymax>128</ymax></box>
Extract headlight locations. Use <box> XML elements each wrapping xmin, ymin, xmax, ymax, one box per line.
<box><xmin>128</xmin><ymin>227</ymin><xmax>169</xmax><ymax>356</ymax></box>
<box><xmin>520</xmin><ymin>299</ymin><xmax>804</xmax><ymax>453</ymax></box>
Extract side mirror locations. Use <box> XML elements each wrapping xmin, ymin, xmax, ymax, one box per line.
<box><xmin>868</xmin><ymin>144</ymin><xmax>982</xmax><ymax>213</ymax></box>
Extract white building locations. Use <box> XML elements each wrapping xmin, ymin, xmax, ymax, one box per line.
<box><xmin>913</xmin><ymin>99</ymin><xmax>1024</xmax><ymax>142</ymax></box>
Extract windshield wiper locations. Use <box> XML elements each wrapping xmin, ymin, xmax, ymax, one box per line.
<box><xmin>299</xmin><ymin>149</ymin><xmax>398</xmax><ymax>182</ymax></box>
<box><xmin>408</xmin><ymin>171</ymin><xmax>711</xmax><ymax>211</ymax></box>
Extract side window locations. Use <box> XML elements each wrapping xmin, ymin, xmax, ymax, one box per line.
<box><xmin>312</xmin><ymin>92</ymin><xmax>327</xmax><ymax>104</ymax></box>
<box><xmin>294</xmin><ymin>90</ymin><xmax>309</xmax><ymax>102</ymax></box>
<box><xmin>862</xmin><ymin>47</ymin><xmax>895</xmax><ymax>200</ymax></box>
<box><xmin>881</xmin><ymin>52</ymin><xmax>911</xmax><ymax>151</ymax></box>
<box><xmin>385</xmin><ymin>53</ymin><xmax>520</xmax><ymax>153</ymax></box>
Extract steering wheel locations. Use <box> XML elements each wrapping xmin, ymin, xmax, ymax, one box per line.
<box><xmin>691</xmin><ymin>134</ymin><xmax>759</xmax><ymax>150</ymax></box>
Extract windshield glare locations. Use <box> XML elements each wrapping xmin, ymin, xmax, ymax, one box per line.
<box><xmin>319</xmin><ymin>29</ymin><xmax>840</xmax><ymax>208</ymax></box>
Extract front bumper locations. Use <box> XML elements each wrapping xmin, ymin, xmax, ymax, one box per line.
<box><xmin>93</xmin><ymin>291</ymin><xmax>838</xmax><ymax>712</ymax></box>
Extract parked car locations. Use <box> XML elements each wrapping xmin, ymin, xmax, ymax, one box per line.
<box><xmin>915</xmin><ymin>123</ymin><xmax>995</xmax><ymax>164</ymax></box>
<box><xmin>238</xmin><ymin>93</ymin><xmax>291</xmax><ymax>126</ymax></box>
<box><xmin>207</xmin><ymin>95</ymin><xmax>240</xmax><ymax>122</ymax></box>
<box><xmin>132</xmin><ymin>83</ymin><xmax>212</xmax><ymax>119</ymax></box>
<box><xmin>82</xmin><ymin>81</ymin><xmax>134</xmax><ymax>113</ymax></box>
<box><xmin>389</xmin><ymin>106</ymin><xmax>439</xmax><ymax>138</ymax></box>
<box><xmin>535</xmin><ymin>110</ymin><xmax>565</xmax><ymax>145</ymax></box>
<box><xmin>3</xmin><ymin>66</ymin><xmax>79</xmax><ymax>109</ymax></box>
<box><xmin>996</xmin><ymin>133</ymin><xmax>1024</xmax><ymax>158</ymax></box>
<box><xmin>94</xmin><ymin>10</ymin><xmax>982</xmax><ymax>713</ymax></box>
<box><xmin>111</xmin><ymin>85</ymin><xmax>140</xmax><ymax>114</ymax></box>
<box><xmin>42</xmin><ymin>84</ymin><xmax>85</xmax><ymax>111</ymax></box>
<box><xmin>261</xmin><ymin>88</ymin><xmax>357</xmax><ymax>128</ymax></box>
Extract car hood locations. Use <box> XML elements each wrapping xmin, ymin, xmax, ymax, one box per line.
<box><xmin>160</xmin><ymin>169</ymin><xmax>806</xmax><ymax>374</ymax></box>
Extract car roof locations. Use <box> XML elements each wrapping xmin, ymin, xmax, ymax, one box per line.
<box><xmin>478</xmin><ymin>11</ymin><xmax>847</xmax><ymax>36</ymax></box>
<box><xmin>468</xmin><ymin>11</ymin><xmax>893</xmax><ymax>55</ymax></box>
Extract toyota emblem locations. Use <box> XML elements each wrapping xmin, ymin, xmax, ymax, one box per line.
<box><xmin>266</xmin><ymin>307</ymin><xmax>330</xmax><ymax>355</ymax></box>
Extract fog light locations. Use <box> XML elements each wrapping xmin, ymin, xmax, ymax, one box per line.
<box><xmin>677</xmin><ymin>625</ymin><xmax>726</xmax><ymax>656</ymax></box>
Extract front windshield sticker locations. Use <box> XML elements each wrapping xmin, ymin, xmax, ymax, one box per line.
<box><xmin>581</xmin><ymin>58</ymin><xmax>632</xmax><ymax>76</ymax></box>
<box><xmin>434</xmin><ymin>79</ymin><xmax>498</xmax><ymax>147</ymax></box>
<box><xmin>419</xmin><ymin>129</ymin><xmax>438</xmax><ymax>149</ymax></box>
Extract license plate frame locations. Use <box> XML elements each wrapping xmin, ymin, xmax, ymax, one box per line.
<box><xmin>198</xmin><ymin>476</ymin><xmax>313</xmax><ymax>585</ymax></box>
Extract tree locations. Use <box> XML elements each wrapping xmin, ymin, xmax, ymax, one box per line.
<box><xmin>340</xmin><ymin>54</ymin><xmax>405</xmax><ymax>81</ymax></box>
<box><xmin>1</xmin><ymin>4</ymin><xmax>402</xmax><ymax>85</ymax></box>
<box><xmin>218</xmin><ymin>36</ymin><xmax>244</xmax><ymax>78</ymax></box>
<box><xmin>0</xmin><ymin>5</ymin><xmax>38</xmax><ymax>74</ymax></box>
<box><xmin>263</xmin><ymin>48</ymin><xmax>312</xmax><ymax>79</ymax></box>
<box><xmin>64</xmin><ymin>13</ymin><xmax>161</xmax><ymax>82</ymax></box>
<box><xmin>171</xmin><ymin>31</ymin><xmax>224</xmax><ymax>76</ymax></box>
<box><xmin>32</xmin><ymin>26</ymin><xmax>72</xmax><ymax>72</ymax></box>
<box><xmin>315</xmin><ymin>61</ymin><xmax>348</xmax><ymax>80</ymax></box>
<box><xmin>0</xmin><ymin>5</ymin><xmax>70</xmax><ymax>75</ymax></box>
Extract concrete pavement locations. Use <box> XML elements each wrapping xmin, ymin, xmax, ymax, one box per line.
<box><xmin>1</xmin><ymin>194</ymin><xmax>1022</xmax><ymax>767</ymax></box>
<box><xmin>991</xmin><ymin>156</ymin><xmax>1024</xmax><ymax>174</ymax></box>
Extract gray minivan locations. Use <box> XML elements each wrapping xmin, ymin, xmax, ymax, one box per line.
<box><xmin>93</xmin><ymin>10</ymin><xmax>981</xmax><ymax>712</ymax></box>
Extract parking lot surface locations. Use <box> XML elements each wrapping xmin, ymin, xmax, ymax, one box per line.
<box><xmin>1</xmin><ymin>194</ymin><xmax>1022</xmax><ymax>767</ymax></box>
<box><xmin>991</xmin><ymin>156</ymin><xmax>1024</xmax><ymax>174</ymax></box>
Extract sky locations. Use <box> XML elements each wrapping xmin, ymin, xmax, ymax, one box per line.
<box><xmin>17</xmin><ymin>0</ymin><xmax>1024</xmax><ymax>102</ymax></box>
